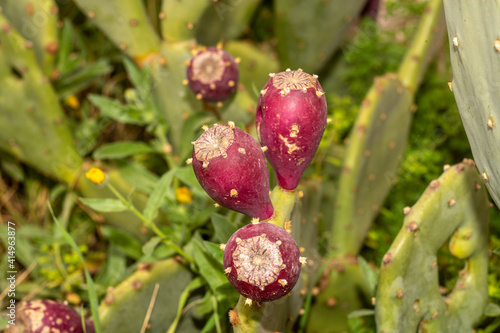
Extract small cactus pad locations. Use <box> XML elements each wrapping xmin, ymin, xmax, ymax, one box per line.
<box><xmin>191</xmin><ymin>123</ymin><xmax>274</xmax><ymax>220</ymax></box>
<box><xmin>444</xmin><ymin>0</ymin><xmax>500</xmax><ymax>209</ymax></box>
<box><xmin>256</xmin><ymin>69</ymin><xmax>327</xmax><ymax>190</ymax></box>
<box><xmin>376</xmin><ymin>160</ymin><xmax>489</xmax><ymax>332</ymax></box>
<box><xmin>223</xmin><ymin>222</ymin><xmax>302</xmax><ymax>302</ymax></box>
<box><xmin>186</xmin><ymin>46</ymin><xmax>239</xmax><ymax>102</ymax></box>
<box><xmin>7</xmin><ymin>300</ymin><xmax>91</xmax><ymax>333</ymax></box>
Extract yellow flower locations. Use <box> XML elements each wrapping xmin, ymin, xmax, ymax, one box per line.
<box><xmin>176</xmin><ymin>186</ymin><xmax>193</xmax><ymax>204</ymax></box>
<box><xmin>65</xmin><ymin>95</ymin><xmax>80</xmax><ymax>109</ymax></box>
<box><xmin>85</xmin><ymin>167</ymin><xmax>107</xmax><ymax>185</ymax></box>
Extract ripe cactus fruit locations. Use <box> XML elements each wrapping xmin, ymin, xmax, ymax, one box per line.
<box><xmin>191</xmin><ymin>123</ymin><xmax>274</xmax><ymax>220</ymax></box>
<box><xmin>8</xmin><ymin>300</ymin><xmax>93</xmax><ymax>333</ymax></box>
<box><xmin>223</xmin><ymin>222</ymin><xmax>302</xmax><ymax>302</ymax></box>
<box><xmin>186</xmin><ymin>46</ymin><xmax>239</xmax><ymax>102</ymax></box>
<box><xmin>256</xmin><ymin>69</ymin><xmax>327</xmax><ymax>190</ymax></box>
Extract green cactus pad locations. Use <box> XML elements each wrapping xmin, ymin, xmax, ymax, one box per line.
<box><xmin>0</xmin><ymin>13</ymin><xmax>81</xmax><ymax>184</ymax></box>
<box><xmin>99</xmin><ymin>258</ymin><xmax>196</xmax><ymax>332</ymax></box>
<box><xmin>376</xmin><ymin>160</ymin><xmax>489</xmax><ymax>332</ymax></box>
<box><xmin>274</xmin><ymin>0</ymin><xmax>365</xmax><ymax>73</ymax></box>
<box><xmin>72</xmin><ymin>0</ymin><xmax>160</xmax><ymax>61</ymax></box>
<box><xmin>331</xmin><ymin>74</ymin><xmax>413</xmax><ymax>257</ymax></box>
<box><xmin>0</xmin><ymin>0</ymin><xmax>58</xmax><ymax>76</ymax></box>
<box><xmin>160</xmin><ymin>0</ymin><xmax>212</xmax><ymax>42</ymax></box>
<box><xmin>444</xmin><ymin>0</ymin><xmax>500</xmax><ymax>209</ymax></box>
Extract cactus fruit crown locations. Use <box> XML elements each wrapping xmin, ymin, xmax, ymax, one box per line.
<box><xmin>186</xmin><ymin>46</ymin><xmax>239</xmax><ymax>102</ymax></box>
<box><xmin>223</xmin><ymin>222</ymin><xmax>302</xmax><ymax>302</ymax></box>
<box><xmin>193</xmin><ymin>123</ymin><xmax>234</xmax><ymax>168</ymax></box>
<box><xmin>271</xmin><ymin>69</ymin><xmax>317</xmax><ymax>92</ymax></box>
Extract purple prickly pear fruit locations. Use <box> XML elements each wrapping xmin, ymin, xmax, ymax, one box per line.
<box><xmin>186</xmin><ymin>46</ymin><xmax>239</xmax><ymax>102</ymax></box>
<box><xmin>223</xmin><ymin>222</ymin><xmax>303</xmax><ymax>302</ymax></box>
<box><xmin>256</xmin><ymin>68</ymin><xmax>327</xmax><ymax>190</ymax></box>
<box><xmin>191</xmin><ymin>122</ymin><xmax>274</xmax><ymax>220</ymax></box>
<box><xmin>7</xmin><ymin>299</ymin><xmax>91</xmax><ymax>333</ymax></box>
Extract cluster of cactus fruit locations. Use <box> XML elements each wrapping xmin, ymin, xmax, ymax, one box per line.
<box><xmin>1</xmin><ymin>0</ymin><xmax>500</xmax><ymax>332</ymax></box>
<box><xmin>189</xmin><ymin>66</ymin><xmax>327</xmax><ymax>305</ymax></box>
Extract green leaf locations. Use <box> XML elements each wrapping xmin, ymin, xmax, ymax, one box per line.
<box><xmin>210</xmin><ymin>214</ymin><xmax>237</xmax><ymax>244</ymax></box>
<box><xmin>95</xmin><ymin>244</ymin><xmax>126</xmax><ymax>287</ymax></box>
<box><xmin>358</xmin><ymin>256</ymin><xmax>378</xmax><ymax>297</ymax></box>
<box><xmin>485</xmin><ymin>303</ymin><xmax>500</xmax><ymax>317</ymax></box>
<box><xmin>143</xmin><ymin>170</ymin><xmax>176</xmax><ymax>222</ymax></box>
<box><xmin>142</xmin><ymin>236</ymin><xmax>162</xmax><ymax>257</ymax></box>
<box><xmin>166</xmin><ymin>277</ymin><xmax>205</xmax><ymax>333</ymax></box>
<box><xmin>192</xmin><ymin>237</ymin><xmax>227</xmax><ymax>292</ymax></box>
<box><xmin>93</xmin><ymin>141</ymin><xmax>154</xmax><ymax>160</ymax></box>
<box><xmin>347</xmin><ymin>309</ymin><xmax>375</xmax><ymax>318</ymax></box>
<box><xmin>48</xmin><ymin>203</ymin><xmax>101</xmax><ymax>333</ymax></box>
<box><xmin>89</xmin><ymin>94</ymin><xmax>147</xmax><ymax>125</ymax></box>
<box><xmin>101</xmin><ymin>227</ymin><xmax>143</xmax><ymax>259</ymax></box>
<box><xmin>56</xmin><ymin>59</ymin><xmax>113</xmax><ymax>97</ymax></box>
<box><xmin>78</xmin><ymin>198</ymin><xmax>128</xmax><ymax>213</ymax></box>
<box><xmin>0</xmin><ymin>225</ymin><xmax>35</xmax><ymax>268</ymax></box>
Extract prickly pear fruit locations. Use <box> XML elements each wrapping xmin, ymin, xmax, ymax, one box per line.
<box><xmin>191</xmin><ymin>123</ymin><xmax>274</xmax><ymax>220</ymax></box>
<box><xmin>223</xmin><ymin>222</ymin><xmax>302</xmax><ymax>302</ymax></box>
<box><xmin>256</xmin><ymin>69</ymin><xmax>327</xmax><ymax>190</ymax></box>
<box><xmin>8</xmin><ymin>300</ymin><xmax>93</xmax><ymax>333</ymax></box>
<box><xmin>186</xmin><ymin>46</ymin><xmax>239</xmax><ymax>102</ymax></box>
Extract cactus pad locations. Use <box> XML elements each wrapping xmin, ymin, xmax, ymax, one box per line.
<box><xmin>444</xmin><ymin>0</ymin><xmax>500</xmax><ymax>209</ymax></box>
<box><xmin>376</xmin><ymin>160</ymin><xmax>489</xmax><ymax>332</ymax></box>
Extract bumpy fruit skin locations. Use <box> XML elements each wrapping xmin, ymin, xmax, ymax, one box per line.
<box><xmin>223</xmin><ymin>222</ymin><xmax>301</xmax><ymax>302</ymax></box>
<box><xmin>256</xmin><ymin>69</ymin><xmax>327</xmax><ymax>190</ymax></box>
<box><xmin>186</xmin><ymin>47</ymin><xmax>239</xmax><ymax>102</ymax></box>
<box><xmin>7</xmin><ymin>300</ymin><xmax>92</xmax><ymax>333</ymax></box>
<box><xmin>192</xmin><ymin>123</ymin><xmax>274</xmax><ymax>220</ymax></box>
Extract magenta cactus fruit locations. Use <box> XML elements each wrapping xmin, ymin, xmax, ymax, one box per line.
<box><xmin>8</xmin><ymin>299</ymin><xmax>92</xmax><ymax>333</ymax></box>
<box><xmin>223</xmin><ymin>222</ymin><xmax>302</xmax><ymax>302</ymax></box>
<box><xmin>256</xmin><ymin>68</ymin><xmax>327</xmax><ymax>190</ymax></box>
<box><xmin>186</xmin><ymin>46</ymin><xmax>239</xmax><ymax>102</ymax></box>
<box><xmin>191</xmin><ymin>122</ymin><xmax>274</xmax><ymax>220</ymax></box>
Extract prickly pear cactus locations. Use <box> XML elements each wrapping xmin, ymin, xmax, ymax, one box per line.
<box><xmin>0</xmin><ymin>0</ymin><xmax>59</xmax><ymax>76</ymax></box>
<box><xmin>444</xmin><ymin>0</ymin><xmax>500</xmax><ymax>209</ymax></box>
<box><xmin>376</xmin><ymin>160</ymin><xmax>489</xmax><ymax>332</ymax></box>
<box><xmin>0</xmin><ymin>12</ymin><xmax>82</xmax><ymax>184</ymax></box>
<box><xmin>274</xmin><ymin>0</ymin><xmax>366</xmax><ymax>73</ymax></box>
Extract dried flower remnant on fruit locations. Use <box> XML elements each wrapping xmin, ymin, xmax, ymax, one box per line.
<box><xmin>193</xmin><ymin>124</ymin><xmax>234</xmax><ymax>168</ymax></box>
<box><xmin>232</xmin><ymin>235</ymin><xmax>284</xmax><ymax>288</ymax></box>
<box><xmin>85</xmin><ymin>167</ymin><xmax>106</xmax><ymax>185</ymax></box>
<box><xmin>272</xmin><ymin>69</ymin><xmax>317</xmax><ymax>91</ymax></box>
